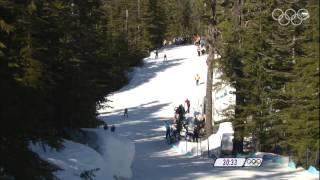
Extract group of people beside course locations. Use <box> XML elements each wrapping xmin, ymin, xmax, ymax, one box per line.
<box><xmin>193</xmin><ymin>34</ymin><xmax>208</xmax><ymax>56</ymax></box>
<box><xmin>154</xmin><ymin>50</ymin><xmax>167</xmax><ymax>62</ymax></box>
<box><xmin>155</xmin><ymin>35</ymin><xmax>208</xmax><ymax>62</ymax></box>
<box><xmin>165</xmin><ymin>99</ymin><xmax>205</xmax><ymax>144</ymax></box>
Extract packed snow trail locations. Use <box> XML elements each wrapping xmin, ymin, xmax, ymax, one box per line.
<box><xmin>99</xmin><ymin>45</ymin><xmax>318</xmax><ymax>180</ymax></box>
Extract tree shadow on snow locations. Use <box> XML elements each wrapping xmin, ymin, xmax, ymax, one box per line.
<box><xmin>98</xmin><ymin>100</ymin><xmax>160</xmax><ymax>116</ymax></box>
<box><xmin>99</xmin><ymin>101</ymin><xmax>286</xmax><ymax>180</ymax></box>
<box><xmin>99</xmin><ymin>102</ymin><xmax>225</xmax><ymax>180</ymax></box>
<box><xmin>99</xmin><ymin>102</ymin><xmax>214</xmax><ymax>179</ymax></box>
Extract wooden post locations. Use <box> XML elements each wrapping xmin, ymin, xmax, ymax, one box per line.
<box><xmin>207</xmin><ymin>138</ymin><xmax>210</xmax><ymax>158</ymax></box>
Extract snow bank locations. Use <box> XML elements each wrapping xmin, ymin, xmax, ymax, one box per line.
<box><xmin>173</xmin><ymin>141</ymin><xmax>200</xmax><ymax>156</ymax></box>
<box><xmin>308</xmin><ymin>166</ymin><xmax>320</xmax><ymax>175</ymax></box>
<box><xmin>173</xmin><ymin>122</ymin><xmax>234</xmax><ymax>157</ymax></box>
<box><xmin>255</xmin><ymin>152</ymin><xmax>320</xmax><ymax>178</ymax></box>
<box><xmin>106</xmin><ymin>136</ymin><xmax>135</xmax><ymax>178</ymax></box>
<box><xmin>202</xmin><ymin>122</ymin><xmax>234</xmax><ymax>156</ymax></box>
<box><xmin>29</xmin><ymin>140</ymin><xmax>113</xmax><ymax>180</ymax></box>
<box><xmin>83</xmin><ymin>128</ymin><xmax>135</xmax><ymax>179</ymax></box>
<box><xmin>255</xmin><ymin>152</ymin><xmax>289</xmax><ymax>166</ymax></box>
<box><xmin>30</xmin><ymin>128</ymin><xmax>135</xmax><ymax>180</ymax></box>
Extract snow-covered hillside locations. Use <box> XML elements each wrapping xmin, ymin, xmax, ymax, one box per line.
<box><xmin>99</xmin><ymin>45</ymin><xmax>319</xmax><ymax>180</ymax></box>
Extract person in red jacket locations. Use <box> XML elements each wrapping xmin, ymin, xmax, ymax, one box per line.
<box><xmin>185</xmin><ymin>98</ymin><xmax>190</xmax><ymax>113</ymax></box>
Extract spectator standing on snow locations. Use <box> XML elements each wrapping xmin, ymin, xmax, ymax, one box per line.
<box><xmin>200</xmin><ymin>37</ymin><xmax>206</xmax><ymax>48</ymax></box>
<box><xmin>197</xmin><ymin>45</ymin><xmax>201</xmax><ymax>56</ymax></box>
<box><xmin>193</xmin><ymin>125</ymin><xmax>199</xmax><ymax>142</ymax></box>
<box><xmin>164</xmin><ymin>120</ymin><xmax>171</xmax><ymax>140</ymax></box>
<box><xmin>176</xmin><ymin>118</ymin><xmax>182</xmax><ymax>140</ymax></box>
<box><xmin>155</xmin><ymin>50</ymin><xmax>159</xmax><ymax>59</ymax></box>
<box><xmin>164</xmin><ymin>54</ymin><xmax>167</xmax><ymax>62</ymax></box>
<box><xmin>124</xmin><ymin>108</ymin><xmax>128</xmax><ymax>118</ymax></box>
<box><xmin>110</xmin><ymin>125</ymin><xmax>116</xmax><ymax>132</ymax></box>
<box><xmin>195</xmin><ymin>74</ymin><xmax>200</xmax><ymax>86</ymax></box>
<box><xmin>103</xmin><ymin>123</ymin><xmax>108</xmax><ymax>130</ymax></box>
<box><xmin>175</xmin><ymin>105</ymin><xmax>185</xmax><ymax>140</ymax></box>
<box><xmin>201</xmin><ymin>46</ymin><xmax>206</xmax><ymax>55</ymax></box>
<box><xmin>163</xmin><ymin>39</ymin><xmax>167</xmax><ymax>47</ymax></box>
<box><xmin>185</xmin><ymin>99</ymin><xmax>190</xmax><ymax>113</ymax></box>
<box><xmin>178</xmin><ymin>104</ymin><xmax>185</xmax><ymax>120</ymax></box>
<box><xmin>196</xmin><ymin>35</ymin><xmax>201</xmax><ymax>45</ymax></box>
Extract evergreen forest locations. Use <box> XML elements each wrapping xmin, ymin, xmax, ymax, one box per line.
<box><xmin>0</xmin><ymin>0</ymin><xmax>319</xmax><ymax>179</ymax></box>
<box><xmin>209</xmin><ymin>0</ymin><xmax>319</xmax><ymax>169</ymax></box>
<box><xmin>0</xmin><ymin>0</ymin><xmax>209</xmax><ymax>179</ymax></box>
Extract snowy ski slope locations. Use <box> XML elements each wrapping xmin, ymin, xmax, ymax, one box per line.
<box><xmin>99</xmin><ymin>45</ymin><xmax>318</xmax><ymax>180</ymax></box>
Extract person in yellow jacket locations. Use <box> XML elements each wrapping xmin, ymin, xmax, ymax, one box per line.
<box><xmin>195</xmin><ymin>74</ymin><xmax>200</xmax><ymax>86</ymax></box>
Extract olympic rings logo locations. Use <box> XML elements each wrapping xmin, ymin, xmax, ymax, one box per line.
<box><xmin>272</xmin><ymin>8</ymin><xmax>310</xmax><ymax>26</ymax></box>
<box><xmin>245</xmin><ymin>158</ymin><xmax>263</xmax><ymax>167</ymax></box>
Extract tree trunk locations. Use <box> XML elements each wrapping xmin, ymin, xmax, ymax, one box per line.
<box><xmin>205</xmin><ymin>58</ymin><xmax>213</xmax><ymax>137</ymax></box>
<box><xmin>232</xmin><ymin>0</ymin><xmax>244</xmax><ymax>154</ymax></box>
<box><xmin>205</xmin><ymin>0</ymin><xmax>217</xmax><ymax>137</ymax></box>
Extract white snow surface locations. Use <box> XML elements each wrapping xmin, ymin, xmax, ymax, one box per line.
<box><xmin>83</xmin><ymin>128</ymin><xmax>135</xmax><ymax>179</ymax></box>
<box><xmin>99</xmin><ymin>45</ymin><xmax>319</xmax><ymax>180</ymax></box>
<box><xmin>30</xmin><ymin>128</ymin><xmax>135</xmax><ymax>180</ymax></box>
<box><xmin>29</xmin><ymin>139</ymin><xmax>114</xmax><ymax>180</ymax></box>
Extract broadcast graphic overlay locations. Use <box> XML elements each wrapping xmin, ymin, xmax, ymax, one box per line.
<box><xmin>269</xmin><ymin>0</ymin><xmax>312</xmax><ymax>54</ymax></box>
<box><xmin>272</xmin><ymin>8</ymin><xmax>310</xmax><ymax>26</ymax></box>
<box><xmin>213</xmin><ymin>158</ymin><xmax>263</xmax><ymax>168</ymax></box>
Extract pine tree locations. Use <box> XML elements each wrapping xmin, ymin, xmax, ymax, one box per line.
<box><xmin>145</xmin><ymin>0</ymin><xmax>167</xmax><ymax>48</ymax></box>
<box><xmin>214</xmin><ymin>0</ymin><xmax>319</xmax><ymax>167</ymax></box>
<box><xmin>280</xmin><ymin>0</ymin><xmax>319</xmax><ymax>168</ymax></box>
